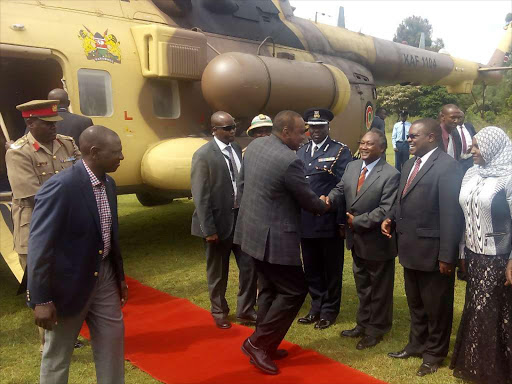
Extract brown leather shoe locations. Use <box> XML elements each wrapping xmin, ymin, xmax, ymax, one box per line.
<box><xmin>214</xmin><ymin>317</ymin><xmax>231</xmax><ymax>329</ymax></box>
<box><xmin>241</xmin><ymin>338</ymin><xmax>279</xmax><ymax>375</ymax></box>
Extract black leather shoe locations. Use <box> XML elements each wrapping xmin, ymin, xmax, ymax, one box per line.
<box><xmin>237</xmin><ymin>313</ymin><xmax>257</xmax><ymax>325</ymax></box>
<box><xmin>416</xmin><ymin>362</ymin><xmax>439</xmax><ymax>377</ymax></box>
<box><xmin>297</xmin><ymin>314</ymin><xmax>319</xmax><ymax>324</ymax></box>
<box><xmin>341</xmin><ymin>326</ymin><xmax>365</xmax><ymax>338</ymax></box>
<box><xmin>314</xmin><ymin>319</ymin><xmax>334</xmax><ymax>330</ymax></box>
<box><xmin>241</xmin><ymin>338</ymin><xmax>279</xmax><ymax>375</ymax></box>
<box><xmin>214</xmin><ymin>318</ymin><xmax>232</xmax><ymax>329</ymax></box>
<box><xmin>356</xmin><ymin>335</ymin><xmax>382</xmax><ymax>350</ymax></box>
<box><xmin>388</xmin><ymin>349</ymin><xmax>422</xmax><ymax>359</ymax></box>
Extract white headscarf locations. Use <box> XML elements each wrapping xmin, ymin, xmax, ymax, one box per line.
<box><xmin>471</xmin><ymin>126</ymin><xmax>512</xmax><ymax>178</ymax></box>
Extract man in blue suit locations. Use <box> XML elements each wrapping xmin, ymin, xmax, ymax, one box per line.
<box><xmin>27</xmin><ymin>125</ymin><xmax>127</xmax><ymax>384</ymax></box>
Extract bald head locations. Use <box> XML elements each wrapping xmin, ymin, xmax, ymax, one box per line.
<box><xmin>211</xmin><ymin>111</ymin><xmax>234</xmax><ymax>128</ymax></box>
<box><xmin>48</xmin><ymin>88</ymin><xmax>70</xmax><ymax>108</ymax></box>
<box><xmin>79</xmin><ymin>126</ymin><xmax>123</xmax><ymax>175</ymax></box>
<box><xmin>441</xmin><ymin>104</ymin><xmax>459</xmax><ymax>115</ymax></box>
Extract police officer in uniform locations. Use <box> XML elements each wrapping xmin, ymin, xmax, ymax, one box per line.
<box><xmin>5</xmin><ymin>99</ymin><xmax>81</xmax><ymax>351</ymax></box>
<box><xmin>296</xmin><ymin>108</ymin><xmax>352</xmax><ymax>329</ymax></box>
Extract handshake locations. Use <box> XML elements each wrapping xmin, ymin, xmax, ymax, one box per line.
<box><xmin>319</xmin><ymin>195</ymin><xmax>331</xmax><ymax>212</ymax></box>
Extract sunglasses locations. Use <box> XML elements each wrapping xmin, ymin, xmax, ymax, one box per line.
<box><xmin>215</xmin><ymin>125</ymin><xmax>236</xmax><ymax>131</ymax></box>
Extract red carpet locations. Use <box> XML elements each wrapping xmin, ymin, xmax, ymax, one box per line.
<box><xmin>82</xmin><ymin>277</ymin><xmax>388</xmax><ymax>384</ymax></box>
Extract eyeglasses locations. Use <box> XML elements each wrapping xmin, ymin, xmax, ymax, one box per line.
<box><xmin>406</xmin><ymin>134</ymin><xmax>421</xmax><ymax>139</ymax></box>
<box><xmin>215</xmin><ymin>125</ymin><xmax>236</xmax><ymax>131</ymax></box>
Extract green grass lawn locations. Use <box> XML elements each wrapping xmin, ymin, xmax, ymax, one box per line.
<box><xmin>0</xmin><ymin>195</ymin><xmax>467</xmax><ymax>384</ymax></box>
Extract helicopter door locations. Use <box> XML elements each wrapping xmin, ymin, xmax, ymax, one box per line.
<box><xmin>0</xmin><ymin>51</ymin><xmax>63</xmax><ymax>283</ymax></box>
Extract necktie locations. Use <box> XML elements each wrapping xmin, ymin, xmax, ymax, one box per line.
<box><xmin>460</xmin><ymin>127</ymin><xmax>467</xmax><ymax>154</ymax></box>
<box><xmin>402</xmin><ymin>158</ymin><xmax>422</xmax><ymax>197</ymax></box>
<box><xmin>225</xmin><ymin>146</ymin><xmax>239</xmax><ymax>208</ymax></box>
<box><xmin>401</xmin><ymin>122</ymin><xmax>406</xmax><ymax>141</ymax></box>
<box><xmin>312</xmin><ymin>145</ymin><xmax>318</xmax><ymax>157</ymax></box>
<box><xmin>357</xmin><ymin>167</ymin><xmax>367</xmax><ymax>194</ymax></box>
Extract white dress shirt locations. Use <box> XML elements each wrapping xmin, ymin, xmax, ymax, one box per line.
<box><xmin>457</xmin><ymin>124</ymin><xmax>473</xmax><ymax>159</ymax></box>
<box><xmin>361</xmin><ymin>157</ymin><xmax>381</xmax><ymax>177</ymax></box>
<box><xmin>311</xmin><ymin>136</ymin><xmax>328</xmax><ymax>156</ymax></box>
<box><xmin>391</xmin><ymin>121</ymin><xmax>412</xmax><ymax>149</ymax></box>
<box><xmin>214</xmin><ymin>136</ymin><xmax>241</xmax><ymax>195</ymax></box>
<box><xmin>407</xmin><ymin>147</ymin><xmax>438</xmax><ymax>181</ymax></box>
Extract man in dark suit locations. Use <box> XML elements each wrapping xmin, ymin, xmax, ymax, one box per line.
<box><xmin>48</xmin><ymin>88</ymin><xmax>94</xmax><ymax>146</ymax></box>
<box><xmin>382</xmin><ymin>118</ymin><xmax>463</xmax><ymax>377</ymax></box>
<box><xmin>370</xmin><ymin>107</ymin><xmax>387</xmax><ymax>132</ymax></box>
<box><xmin>27</xmin><ymin>125</ymin><xmax>127</xmax><ymax>383</ymax></box>
<box><xmin>454</xmin><ymin>111</ymin><xmax>476</xmax><ymax>173</ymax></box>
<box><xmin>296</xmin><ymin>108</ymin><xmax>351</xmax><ymax>330</ymax></box>
<box><xmin>191</xmin><ymin>111</ymin><xmax>257</xmax><ymax>329</ymax></box>
<box><xmin>234</xmin><ymin>110</ymin><xmax>329</xmax><ymax>375</ymax></box>
<box><xmin>329</xmin><ymin>128</ymin><xmax>400</xmax><ymax>350</ymax></box>
<box><xmin>440</xmin><ymin>104</ymin><xmax>465</xmax><ymax>161</ymax></box>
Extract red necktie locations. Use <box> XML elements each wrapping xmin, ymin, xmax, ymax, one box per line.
<box><xmin>460</xmin><ymin>127</ymin><xmax>467</xmax><ymax>154</ymax></box>
<box><xmin>402</xmin><ymin>158</ymin><xmax>422</xmax><ymax>197</ymax></box>
<box><xmin>357</xmin><ymin>167</ymin><xmax>367</xmax><ymax>194</ymax></box>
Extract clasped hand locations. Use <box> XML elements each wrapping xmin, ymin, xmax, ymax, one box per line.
<box><xmin>319</xmin><ymin>195</ymin><xmax>331</xmax><ymax>212</ymax></box>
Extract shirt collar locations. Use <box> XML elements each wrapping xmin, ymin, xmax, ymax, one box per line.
<box><xmin>362</xmin><ymin>157</ymin><xmax>381</xmax><ymax>172</ymax></box>
<box><xmin>312</xmin><ymin>136</ymin><xmax>329</xmax><ymax>150</ymax></box>
<box><xmin>417</xmin><ymin>147</ymin><xmax>438</xmax><ymax>163</ymax></box>
<box><xmin>214</xmin><ymin>136</ymin><xmax>231</xmax><ymax>152</ymax></box>
<box><xmin>83</xmin><ymin>160</ymin><xmax>104</xmax><ymax>187</ymax></box>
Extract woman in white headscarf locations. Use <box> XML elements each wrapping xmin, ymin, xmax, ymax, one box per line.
<box><xmin>450</xmin><ymin>126</ymin><xmax>512</xmax><ymax>384</ymax></box>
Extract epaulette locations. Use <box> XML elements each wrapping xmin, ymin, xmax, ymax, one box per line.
<box><xmin>9</xmin><ymin>136</ymin><xmax>28</xmax><ymax>150</ymax></box>
<box><xmin>331</xmin><ymin>139</ymin><xmax>347</xmax><ymax>147</ymax></box>
<box><xmin>56</xmin><ymin>134</ymin><xmax>74</xmax><ymax>142</ymax></box>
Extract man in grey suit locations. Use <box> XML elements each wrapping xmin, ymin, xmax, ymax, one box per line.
<box><xmin>382</xmin><ymin>119</ymin><xmax>463</xmax><ymax>377</ymax></box>
<box><xmin>191</xmin><ymin>111</ymin><xmax>257</xmax><ymax>329</ymax></box>
<box><xmin>235</xmin><ymin>110</ymin><xmax>329</xmax><ymax>375</ymax></box>
<box><xmin>328</xmin><ymin>129</ymin><xmax>400</xmax><ymax>350</ymax></box>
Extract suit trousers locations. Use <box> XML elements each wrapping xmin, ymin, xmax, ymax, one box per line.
<box><xmin>205</xmin><ymin>212</ymin><xmax>257</xmax><ymax>319</ymax></box>
<box><xmin>301</xmin><ymin>237</ymin><xmax>344</xmax><ymax>321</ymax></box>
<box><xmin>403</xmin><ymin>267</ymin><xmax>455</xmax><ymax>364</ymax></box>
<box><xmin>250</xmin><ymin>259</ymin><xmax>308</xmax><ymax>353</ymax></box>
<box><xmin>40</xmin><ymin>257</ymin><xmax>124</xmax><ymax>384</ymax></box>
<box><xmin>395</xmin><ymin>142</ymin><xmax>410</xmax><ymax>172</ymax></box>
<box><xmin>352</xmin><ymin>252</ymin><xmax>395</xmax><ymax>337</ymax></box>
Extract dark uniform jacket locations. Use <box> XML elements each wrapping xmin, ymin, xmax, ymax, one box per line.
<box><xmin>190</xmin><ymin>139</ymin><xmax>242</xmax><ymax>240</ymax></box>
<box><xmin>234</xmin><ymin>134</ymin><xmax>326</xmax><ymax>266</ymax></box>
<box><xmin>26</xmin><ymin>160</ymin><xmax>124</xmax><ymax>317</ymax></box>
<box><xmin>391</xmin><ymin>148</ymin><xmax>463</xmax><ymax>271</ymax></box>
<box><xmin>297</xmin><ymin>137</ymin><xmax>351</xmax><ymax>238</ymax></box>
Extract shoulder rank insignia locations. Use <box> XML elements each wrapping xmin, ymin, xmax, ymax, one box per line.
<box><xmin>10</xmin><ymin>136</ymin><xmax>28</xmax><ymax>150</ymax></box>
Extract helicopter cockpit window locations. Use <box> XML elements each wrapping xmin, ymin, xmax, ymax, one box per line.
<box><xmin>151</xmin><ymin>80</ymin><xmax>180</xmax><ymax>119</ymax></box>
<box><xmin>77</xmin><ymin>69</ymin><xmax>113</xmax><ymax>117</ymax></box>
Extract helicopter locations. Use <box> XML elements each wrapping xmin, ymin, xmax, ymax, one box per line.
<box><xmin>0</xmin><ymin>0</ymin><xmax>511</xmax><ymax>281</ymax></box>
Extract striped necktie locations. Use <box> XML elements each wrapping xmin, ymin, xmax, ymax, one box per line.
<box><xmin>357</xmin><ymin>167</ymin><xmax>367</xmax><ymax>194</ymax></box>
<box><xmin>402</xmin><ymin>158</ymin><xmax>422</xmax><ymax>196</ymax></box>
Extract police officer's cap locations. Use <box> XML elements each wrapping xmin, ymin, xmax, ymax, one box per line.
<box><xmin>399</xmin><ymin>109</ymin><xmax>409</xmax><ymax>116</ymax></box>
<box><xmin>16</xmin><ymin>100</ymin><xmax>62</xmax><ymax>122</ymax></box>
<box><xmin>247</xmin><ymin>114</ymin><xmax>272</xmax><ymax>137</ymax></box>
<box><xmin>303</xmin><ymin>108</ymin><xmax>334</xmax><ymax>126</ymax></box>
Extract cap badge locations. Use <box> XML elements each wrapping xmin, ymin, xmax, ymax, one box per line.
<box><xmin>259</xmin><ymin>114</ymin><xmax>266</xmax><ymax>120</ymax></box>
<box><xmin>52</xmin><ymin>105</ymin><xmax>57</xmax><ymax>112</ymax></box>
<box><xmin>314</xmin><ymin>111</ymin><xmax>320</xmax><ymax>119</ymax></box>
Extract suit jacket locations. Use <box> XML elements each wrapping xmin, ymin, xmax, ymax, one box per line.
<box><xmin>234</xmin><ymin>134</ymin><xmax>326</xmax><ymax>266</ymax></box>
<box><xmin>191</xmin><ymin>139</ymin><xmax>242</xmax><ymax>240</ymax></box>
<box><xmin>297</xmin><ymin>137</ymin><xmax>351</xmax><ymax>238</ymax></box>
<box><xmin>56</xmin><ymin>109</ymin><xmax>94</xmax><ymax>146</ymax></box>
<box><xmin>452</xmin><ymin>123</ymin><xmax>476</xmax><ymax>171</ymax></box>
<box><xmin>329</xmin><ymin>158</ymin><xmax>400</xmax><ymax>261</ymax></box>
<box><xmin>26</xmin><ymin>160</ymin><xmax>125</xmax><ymax>317</ymax></box>
<box><xmin>391</xmin><ymin>148</ymin><xmax>463</xmax><ymax>271</ymax></box>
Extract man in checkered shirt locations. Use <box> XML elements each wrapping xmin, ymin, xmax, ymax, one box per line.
<box><xmin>26</xmin><ymin>125</ymin><xmax>127</xmax><ymax>384</ymax></box>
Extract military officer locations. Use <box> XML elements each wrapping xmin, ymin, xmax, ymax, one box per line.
<box><xmin>5</xmin><ymin>99</ymin><xmax>81</xmax><ymax>351</ymax></box>
<box><xmin>247</xmin><ymin>114</ymin><xmax>273</xmax><ymax>138</ymax></box>
<box><xmin>296</xmin><ymin>108</ymin><xmax>352</xmax><ymax>329</ymax></box>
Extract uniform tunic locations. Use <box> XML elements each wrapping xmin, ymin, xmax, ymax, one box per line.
<box><xmin>6</xmin><ymin>132</ymin><xmax>81</xmax><ymax>254</ymax></box>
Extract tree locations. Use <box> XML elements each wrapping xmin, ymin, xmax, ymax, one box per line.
<box><xmin>393</xmin><ymin>15</ymin><xmax>444</xmax><ymax>52</ymax></box>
